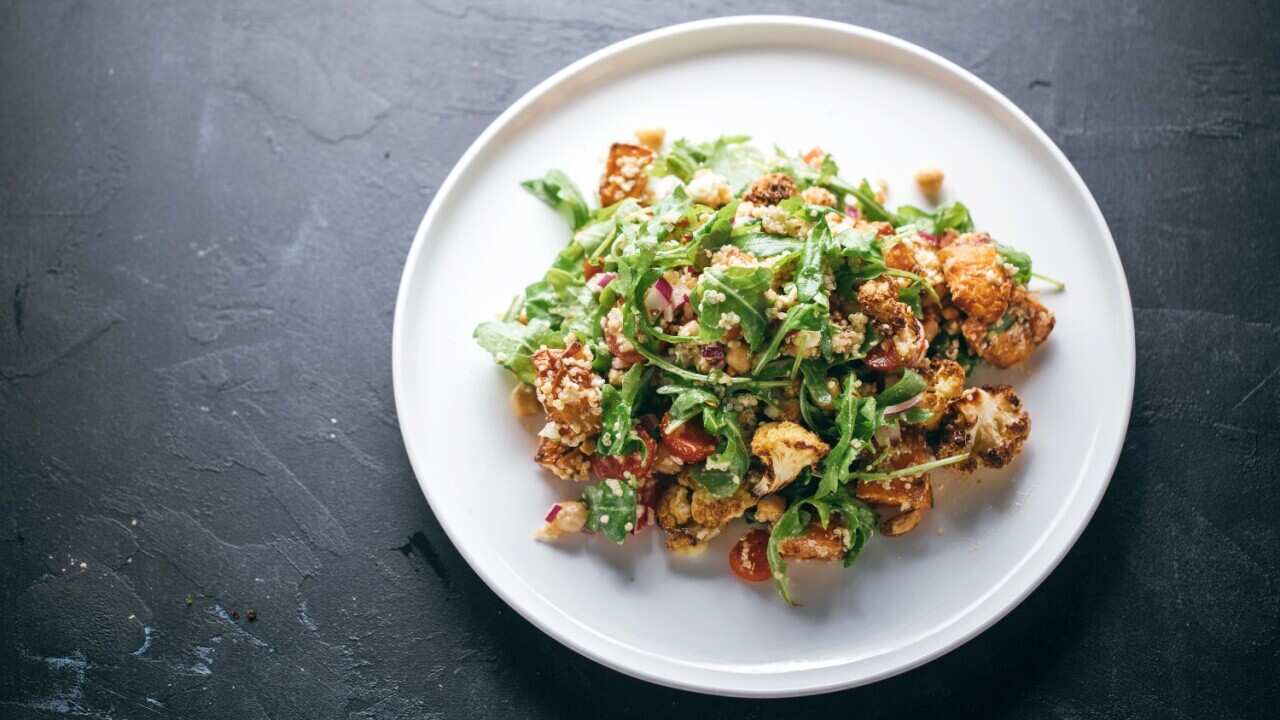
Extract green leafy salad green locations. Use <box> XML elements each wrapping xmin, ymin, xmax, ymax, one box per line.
<box><xmin>475</xmin><ymin>134</ymin><xmax>1059</xmax><ymax>603</ymax></box>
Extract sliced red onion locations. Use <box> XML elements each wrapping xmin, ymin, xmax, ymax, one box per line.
<box><xmin>644</xmin><ymin>285</ymin><xmax>672</xmax><ymax>313</ymax></box>
<box><xmin>671</xmin><ymin>283</ymin><xmax>690</xmax><ymax>309</ymax></box>
<box><xmin>701</xmin><ymin>343</ymin><xmax>725</xmax><ymax>362</ymax></box>
<box><xmin>590</xmin><ymin>272</ymin><xmax>616</xmax><ymax>290</ymax></box>
<box><xmin>918</xmin><ymin>230</ymin><xmax>939</xmax><ymax>246</ymax></box>
<box><xmin>654</xmin><ymin>277</ymin><xmax>674</xmax><ymax>302</ymax></box>
<box><xmin>544</xmin><ymin>503</ymin><xmax>562</xmax><ymax>523</ymax></box>
<box><xmin>845</xmin><ymin>205</ymin><xmax>860</xmax><ymax>220</ymax></box>
<box><xmin>883</xmin><ymin>393</ymin><xmax>923</xmax><ymax>416</ymax></box>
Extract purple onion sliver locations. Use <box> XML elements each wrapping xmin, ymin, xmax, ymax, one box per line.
<box><xmin>654</xmin><ymin>277</ymin><xmax>674</xmax><ymax>302</ymax></box>
<box><xmin>702</xmin><ymin>344</ymin><xmax>725</xmax><ymax>362</ymax></box>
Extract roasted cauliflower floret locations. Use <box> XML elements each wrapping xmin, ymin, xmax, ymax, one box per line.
<box><xmin>534</xmin><ymin>437</ymin><xmax>591</xmax><ymax>481</ymax></box>
<box><xmin>858</xmin><ymin>278</ymin><xmax>928</xmax><ymax>370</ymax></box>
<box><xmin>656</xmin><ymin>483</ymin><xmax>693</xmax><ymax>529</ymax></box>
<box><xmin>777</xmin><ymin>519</ymin><xmax>846</xmax><ymax>561</ymax></box>
<box><xmin>742</xmin><ymin>172</ymin><xmax>798</xmax><ymax>206</ymax></box>
<box><xmin>689</xmin><ymin>483</ymin><xmax>757</xmax><ymax>528</ymax></box>
<box><xmin>884</xmin><ymin>231</ymin><xmax>945</xmax><ymax>291</ymax></box>
<box><xmin>936</xmin><ymin>385</ymin><xmax>1030</xmax><ymax>471</ymax></box>
<box><xmin>917</xmin><ymin>358</ymin><xmax>967</xmax><ymax>430</ymax></box>
<box><xmin>531</xmin><ymin>342</ymin><xmax>603</xmax><ymax>447</ymax></box>
<box><xmin>938</xmin><ymin>232</ymin><xmax>1012</xmax><ymax>324</ymax></box>
<box><xmin>749</xmin><ymin>421</ymin><xmax>830</xmax><ymax>495</ymax></box>
<box><xmin>656</xmin><ymin>480</ymin><xmax>754</xmax><ymax>554</ymax></box>
<box><xmin>961</xmin><ymin>286</ymin><xmax>1055</xmax><ymax>368</ymax></box>
<box><xmin>599</xmin><ymin>142</ymin><xmax>654</xmax><ymax>206</ymax></box>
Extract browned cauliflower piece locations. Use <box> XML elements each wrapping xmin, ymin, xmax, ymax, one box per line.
<box><xmin>961</xmin><ymin>286</ymin><xmax>1056</xmax><ymax>368</ymax></box>
<box><xmin>689</xmin><ymin>483</ymin><xmax>757</xmax><ymax>528</ymax></box>
<box><xmin>656</xmin><ymin>483</ymin><xmax>693</xmax><ymax>529</ymax></box>
<box><xmin>599</xmin><ymin>142</ymin><xmax>654</xmax><ymax>206</ymax></box>
<box><xmin>936</xmin><ymin>385</ymin><xmax>1030</xmax><ymax>471</ymax></box>
<box><xmin>917</xmin><ymin>358</ymin><xmax>967</xmax><ymax>430</ymax></box>
<box><xmin>749</xmin><ymin>421</ymin><xmax>830</xmax><ymax>496</ymax></box>
<box><xmin>656</xmin><ymin>480</ymin><xmax>757</xmax><ymax>554</ymax></box>
<box><xmin>858</xmin><ymin>278</ymin><xmax>928</xmax><ymax>370</ymax></box>
<box><xmin>777</xmin><ymin>519</ymin><xmax>846</xmax><ymax>561</ymax></box>
<box><xmin>531</xmin><ymin>341</ymin><xmax>603</xmax><ymax>447</ymax></box>
<box><xmin>534</xmin><ymin>437</ymin><xmax>591</xmax><ymax>481</ymax></box>
<box><xmin>884</xmin><ymin>231</ymin><xmax>945</xmax><ymax>291</ymax></box>
<box><xmin>938</xmin><ymin>232</ymin><xmax>1013</xmax><ymax>324</ymax></box>
<box><xmin>742</xmin><ymin>172</ymin><xmax>798</xmax><ymax>206</ymax></box>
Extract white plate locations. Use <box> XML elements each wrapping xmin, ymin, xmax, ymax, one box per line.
<box><xmin>392</xmin><ymin>16</ymin><xmax>1134</xmax><ymax>697</ymax></box>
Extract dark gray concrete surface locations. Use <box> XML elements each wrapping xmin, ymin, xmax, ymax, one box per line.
<box><xmin>2</xmin><ymin>1</ymin><xmax>1277</xmax><ymax>717</ymax></box>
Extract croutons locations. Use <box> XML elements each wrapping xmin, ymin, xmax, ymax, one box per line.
<box><xmin>777</xmin><ymin>519</ymin><xmax>845</xmax><ymax>560</ymax></box>
<box><xmin>599</xmin><ymin>142</ymin><xmax>654</xmax><ymax>206</ymax></box>
<box><xmin>938</xmin><ymin>233</ymin><xmax>1013</xmax><ymax>324</ymax></box>
<box><xmin>532</xmin><ymin>342</ymin><xmax>603</xmax><ymax>446</ymax></box>
<box><xmin>961</xmin><ymin>286</ymin><xmax>1055</xmax><ymax>368</ymax></box>
<box><xmin>534</xmin><ymin>437</ymin><xmax>591</xmax><ymax>481</ymax></box>
<box><xmin>749</xmin><ymin>421</ymin><xmax>830</xmax><ymax>495</ymax></box>
<box><xmin>742</xmin><ymin>172</ymin><xmax>798</xmax><ymax>206</ymax></box>
<box><xmin>936</xmin><ymin>385</ymin><xmax>1030</xmax><ymax>471</ymax></box>
<box><xmin>917</xmin><ymin>358</ymin><xmax>967</xmax><ymax>430</ymax></box>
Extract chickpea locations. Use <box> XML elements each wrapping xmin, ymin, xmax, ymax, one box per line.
<box><xmin>510</xmin><ymin>384</ymin><xmax>540</xmax><ymax>417</ymax></box>
<box><xmin>535</xmin><ymin>501</ymin><xmax>588</xmax><ymax>541</ymax></box>
<box><xmin>634</xmin><ymin>127</ymin><xmax>666</xmax><ymax>151</ymax></box>
<box><xmin>725</xmin><ymin>342</ymin><xmax>752</xmax><ymax>374</ymax></box>
<box><xmin>915</xmin><ymin>168</ymin><xmax>945</xmax><ymax>201</ymax></box>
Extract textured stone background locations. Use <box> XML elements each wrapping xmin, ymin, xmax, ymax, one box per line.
<box><xmin>1</xmin><ymin>1</ymin><xmax>1277</xmax><ymax>718</ymax></box>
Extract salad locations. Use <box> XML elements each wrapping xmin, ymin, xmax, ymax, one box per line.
<box><xmin>474</xmin><ymin>130</ymin><xmax>1059</xmax><ymax>603</ymax></box>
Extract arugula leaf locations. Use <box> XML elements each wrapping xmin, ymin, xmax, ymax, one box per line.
<box><xmin>657</xmin><ymin>200</ymin><xmax>739</xmax><ymax>267</ymax></box>
<box><xmin>766</xmin><ymin>488</ymin><xmax>878</xmax><ymax>603</ymax></box>
<box><xmin>522</xmin><ymin>169</ymin><xmax>590</xmax><ymax>230</ymax></box>
<box><xmin>997</xmin><ymin>244</ymin><xmax>1033</xmax><ymax>285</ymax></box>
<box><xmin>692</xmin><ymin>405</ymin><xmax>749</xmax><ymax>497</ymax></box>
<box><xmin>816</xmin><ymin>375</ymin><xmax>877</xmax><ymax>497</ymax></box>
<box><xmin>652</xmin><ymin>136</ymin><xmax>765</xmax><ymax>193</ymax></box>
<box><xmin>795</xmin><ymin>218</ymin><xmax>830</xmax><ymax>304</ymax></box>
<box><xmin>851</xmin><ymin>179</ymin><xmax>900</xmax><ymax>225</ymax></box>
<box><xmin>896</xmin><ymin>201</ymin><xmax>974</xmax><ymax>236</ymax></box>
<box><xmin>877</xmin><ymin>369</ymin><xmax>927</xmax><ymax>407</ymax></box>
<box><xmin>695</xmin><ymin>265</ymin><xmax>773</xmax><ymax>351</ymax></box>
<box><xmin>473</xmin><ymin>318</ymin><xmax>564</xmax><ymax>384</ymax></box>
<box><xmin>597</xmin><ymin>364</ymin><xmax>651</xmax><ymax>456</ymax></box>
<box><xmin>730</xmin><ymin>229</ymin><xmax>804</xmax><ymax>257</ymax></box>
<box><xmin>657</xmin><ymin>385</ymin><xmax>718</xmax><ymax>431</ymax></box>
<box><xmin>752</xmin><ymin>301</ymin><xmax>824</xmax><ymax>375</ymax></box>
<box><xmin>582</xmin><ymin>479</ymin><xmax>636</xmax><ymax>543</ymax></box>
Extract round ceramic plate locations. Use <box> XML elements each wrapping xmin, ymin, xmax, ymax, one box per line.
<box><xmin>393</xmin><ymin>16</ymin><xmax>1134</xmax><ymax>697</ymax></box>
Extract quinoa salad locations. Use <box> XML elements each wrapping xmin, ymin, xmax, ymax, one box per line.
<box><xmin>474</xmin><ymin>130</ymin><xmax>1061</xmax><ymax>603</ymax></box>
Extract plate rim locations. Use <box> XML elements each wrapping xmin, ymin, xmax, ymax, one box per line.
<box><xmin>392</xmin><ymin>14</ymin><xmax>1135</xmax><ymax>697</ymax></box>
